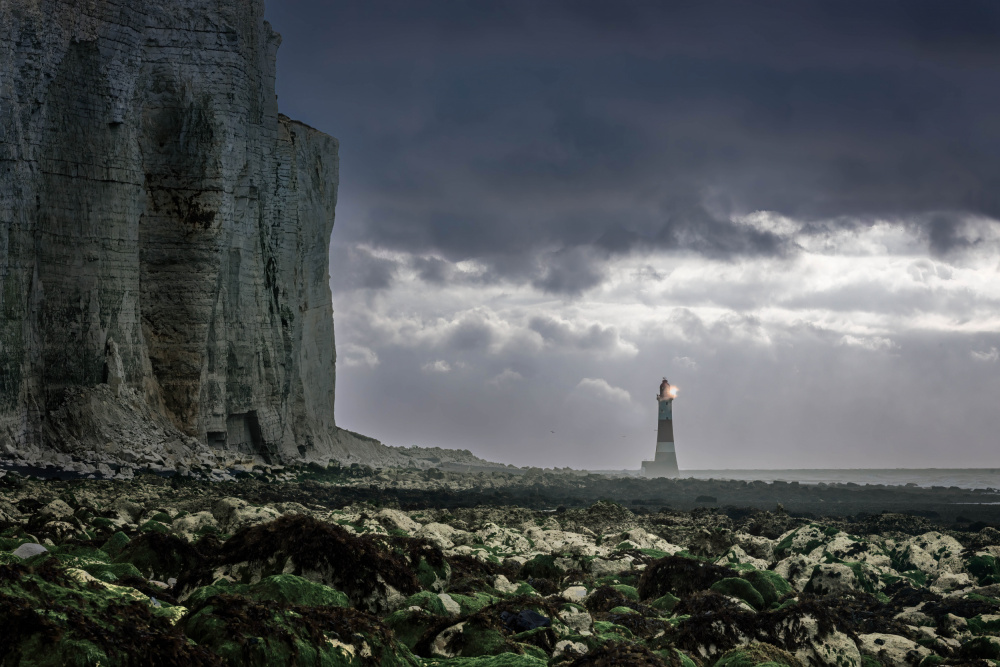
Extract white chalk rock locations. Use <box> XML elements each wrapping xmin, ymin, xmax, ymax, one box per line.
<box><xmin>717</xmin><ymin>544</ymin><xmax>769</xmax><ymax>571</ymax></box>
<box><xmin>897</xmin><ymin>532</ymin><xmax>965</xmax><ymax>576</ymax></box>
<box><xmin>416</xmin><ymin>523</ymin><xmax>459</xmax><ymax>549</ymax></box>
<box><xmin>931</xmin><ymin>571</ymin><xmax>974</xmax><ymax>594</ymax></box>
<box><xmin>558</xmin><ymin>605</ymin><xmax>594</xmax><ymax>633</ymax></box>
<box><xmin>12</xmin><ymin>543</ymin><xmax>48</xmax><ymax>560</ymax></box>
<box><xmin>437</xmin><ymin>593</ymin><xmax>461</xmax><ymax>617</ymax></box>
<box><xmin>857</xmin><ymin>633</ymin><xmax>931</xmax><ymax>665</ymax></box>
<box><xmin>476</xmin><ymin>523</ymin><xmax>531</xmax><ymax>555</ymax></box>
<box><xmin>378</xmin><ymin>509</ymin><xmax>420</xmax><ymax>534</ymax></box>
<box><xmin>783</xmin><ymin>615</ymin><xmax>861</xmax><ymax>667</ymax></box>
<box><xmin>806</xmin><ymin>563</ymin><xmax>859</xmax><ymax>595</ymax></box>
<box><xmin>561</xmin><ymin>585</ymin><xmax>590</xmax><ymax>602</ymax></box>
<box><xmin>774</xmin><ymin>553</ymin><xmax>821</xmax><ymax>592</ymax></box>
<box><xmin>171</xmin><ymin>511</ymin><xmax>219</xmax><ymax>541</ymax></box>
<box><xmin>590</xmin><ymin>556</ymin><xmax>634</xmax><ymax>577</ymax></box>
<box><xmin>553</xmin><ymin>640</ymin><xmax>588</xmax><ymax>658</ymax></box>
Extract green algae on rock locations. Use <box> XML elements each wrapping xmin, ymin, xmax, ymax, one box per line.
<box><xmin>184</xmin><ymin>592</ymin><xmax>416</xmax><ymax>667</ymax></box>
<box><xmin>1</xmin><ymin>473</ymin><xmax>999</xmax><ymax>667</ymax></box>
<box><xmin>212</xmin><ymin>514</ymin><xmax>436</xmax><ymax>613</ymax></box>
<box><xmin>0</xmin><ymin>561</ymin><xmax>216</xmax><ymax>666</ymax></box>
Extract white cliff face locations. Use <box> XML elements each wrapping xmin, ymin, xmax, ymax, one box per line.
<box><xmin>0</xmin><ymin>0</ymin><xmax>375</xmax><ymax>464</ymax></box>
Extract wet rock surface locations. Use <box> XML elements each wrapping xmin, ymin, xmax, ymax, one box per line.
<box><xmin>1</xmin><ymin>469</ymin><xmax>999</xmax><ymax>666</ymax></box>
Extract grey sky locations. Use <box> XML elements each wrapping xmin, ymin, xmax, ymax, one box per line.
<box><xmin>265</xmin><ymin>0</ymin><xmax>1000</xmax><ymax>469</ymax></box>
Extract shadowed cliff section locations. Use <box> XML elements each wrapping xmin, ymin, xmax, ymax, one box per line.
<box><xmin>0</xmin><ymin>0</ymin><xmax>399</xmax><ymax>467</ymax></box>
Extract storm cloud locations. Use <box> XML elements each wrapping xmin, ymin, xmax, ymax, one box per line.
<box><xmin>267</xmin><ymin>1</ymin><xmax>1000</xmax><ymax>468</ymax></box>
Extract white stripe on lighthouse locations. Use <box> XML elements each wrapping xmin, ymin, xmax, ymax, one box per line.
<box><xmin>656</xmin><ymin>442</ymin><xmax>675</xmax><ymax>453</ymax></box>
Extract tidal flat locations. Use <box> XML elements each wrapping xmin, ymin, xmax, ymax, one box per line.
<box><xmin>1</xmin><ymin>465</ymin><xmax>999</xmax><ymax>666</ymax></box>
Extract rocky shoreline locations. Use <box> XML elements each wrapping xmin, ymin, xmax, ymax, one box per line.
<box><xmin>2</xmin><ymin>469</ymin><xmax>1000</xmax><ymax>666</ymax></box>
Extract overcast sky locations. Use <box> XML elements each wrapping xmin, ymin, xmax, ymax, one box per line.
<box><xmin>265</xmin><ymin>0</ymin><xmax>1000</xmax><ymax>470</ymax></box>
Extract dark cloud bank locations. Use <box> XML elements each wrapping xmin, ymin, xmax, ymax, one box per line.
<box><xmin>271</xmin><ymin>0</ymin><xmax>1000</xmax><ymax>280</ymax></box>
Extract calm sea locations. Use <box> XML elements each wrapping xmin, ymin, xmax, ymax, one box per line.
<box><xmin>677</xmin><ymin>469</ymin><xmax>1000</xmax><ymax>490</ymax></box>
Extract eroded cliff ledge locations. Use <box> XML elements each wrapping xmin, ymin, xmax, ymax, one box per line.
<box><xmin>0</xmin><ymin>0</ymin><xmax>391</xmax><ymax>467</ymax></box>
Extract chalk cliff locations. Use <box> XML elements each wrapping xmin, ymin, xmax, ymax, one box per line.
<box><xmin>0</xmin><ymin>0</ymin><xmax>393</xmax><ymax>467</ymax></box>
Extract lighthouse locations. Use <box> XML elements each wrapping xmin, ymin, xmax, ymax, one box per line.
<box><xmin>641</xmin><ymin>378</ymin><xmax>679</xmax><ymax>478</ymax></box>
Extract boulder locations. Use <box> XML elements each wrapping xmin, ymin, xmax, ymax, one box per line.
<box><xmin>715</xmin><ymin>642</ymin><xmax>804</xmax><ymax>667</ymax></box>
<box><xmin>930</xmin><ymin>571</ymin><xmax>974</xmax><ymax>594</ymax></box>
<box><xmin>379</xmin><ymin>509</ymin><xmax>420</xmax><ymax>534</ymax></box>
<box><xmin>896</xmin><ymin>532</ymin><xmax>965</xmax><ymax>577</ymax></box>
<box><xmin>171</xmin><ymin>512</ymin><xmax>219</xmax><ymax>541</ymax></box>
<box><xmin>710</xmin><ymin>578</ymin><xmax>766</xmax><ymax>611</ymax></box>
<box><xmin>476</xmin><ymin>523</ymin><xmax>532</xmax><ymax>555</ymax></box>
<box><xmin>184</xmin><ymin>593</ymin><xmax>408</xmax><ymax>666</ymax></box>
<box><xmin>773</xmin><ymin>554</ymin><xmax>821</xmax><ymax>592</ymax></box>
<box><xmin>12</xmin><ymin>543</ymin><xmax>48</xmax><ymax>559</ymax></box>
<box><xmin>781</xmin><ymin>615</ymin><xmax>861</xmax><ymax>667</ymax></box>
<box><xmin>717</xmin><ymin>545</ymin><xmax>770</xmax><ymax>571</ymax></box>
<box><xmin>804</xmin><ymin>563</ymin><xmax>859</xmax><ymax>596</ymax></box>
<box><xmin>212</xmin><ymin>514</ymin><xmax>430</xmax><ymax>613</ymax></box>
<box><xmin>37</xmin><ymin>499</ymin><xmax>74</xmax><ymax>522</ymax></box>
<box><xmin>638</xmin><ymin>555</ymin><xmax>740</xmax><ymax>599</ymax></box>
<box><xmin>416</xmin><ymin>522</ymin><xmax>459</xmax><ymax>549</ymax></box>
<box><xmin>857</xmin><ymin>633</ymin><xmax>932</xmax><ymax>665</ymax></box>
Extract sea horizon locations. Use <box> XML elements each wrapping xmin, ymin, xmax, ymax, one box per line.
<box><xmin>601</xmin><ymin>467</ymin><xmax>1000</xmax><ymax>490</ymax></box>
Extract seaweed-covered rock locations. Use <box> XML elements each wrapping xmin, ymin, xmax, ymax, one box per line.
<box><xmin>102</xmin><ymin>531</ymin><xmax>131</xmax><ymax>557</ymax></box>
<box><xmin>820</xmin><ymin>535</ymin><xmax>891</xmax><ymax>570</ymax></box>
<box><xmin>778</xmin><ymin>614</ymin><xmax>861</xmax><ymax>667</ymax></box>
<box><xmin>82</xmin><ymin>562</ymin><xmax>144</xmax><ymax>583</ymax></box>
<box><xmin>114</xmin><ymin>531</ymin><xmax>211</xmax><ymax>582</ymax></box>
<box><xmin>187</xmin><ymin>574</ymin><xmax>350</xmax><ymax>609</ymax></box>
<box><xmin>650</xmin><ymin>593</ymin><xmax>680</xmax><ymax>613</ymax></box>
<box><xmin>385</xmin><ymin>607</ymin><xmax>440</xmax><ymax>650</ymax></box>
<box><xmin>568</xmin><ymin>642</ymin><xmax>667</xmax><ymax>667</ymax></box>
<box><xmin>714</xmin><ymin>642</ymin><xmax>804</xmax><ymax>667</ymax></box>
<box><xmin>520</xmin><ymin>554</ymin><xmax>564</xmax><ymax>581</ymax></box>
<box><xmin>184</xmin><ymin>592</ymin><xmax>413</xmax><ymax>667</ymax></box>
<box><xmin>710</xmin><ymin>578</ymin><xmax>766</xmax><ymax>611</ymax></box>
<box><xmin>212</xmin><ymin>515</ymin><xmax>437</xmax><ymax>613</ymax></box>
<box><xmin>211</xmin><ymin>497</ymin><xmax>282</xmax><ymax>534</ymax></box>
<box><xmin>773</xmin><ymin>525</ymin><xmax>831</xmax><ymax>559</ymax></box>
<box><xmin>966</xmin><ymin>552</ymin><xmax>1000</xmax><ymax>586</ymax></box>
<box><xmin>586</xmin><ymin>585</ymin><xmax>645</xmax><ymax>614</ymax></box>
<box><xmin>172</xmin><ymin>511</ymin><xmax>221</xmax><ymax>541</ymax></box>
<box><xmin>958</xmin><ymin>635</ymin><xmax>1000</xmax><ymax>660</ymax></box>
<box><xmin>478</xmin><ymin>523</ymin><xmax>532</xmax><ymax>555</ymax></box>
<box><xmin>773</xmin><ymin>554</ymin><xmax>820</xmax><ymax>592</ymax></box>
<box><xmin>420</xmin><ymin>596</ymin><xmax>565</xmax><ymax>659</ymax></box>
<box><xmin>429</xmin><ymin>655</ymin><xmax>548</xmax><ymax>667</ymax></box>
<box><xmin>804</xmin><ymin>563</ymin><xmax>858</xmax><ymax>596</ymax></box>
<box><xmin>0</xmin><ymin>561</ymin><xmax>215</xmax><ymax>666</ymax></box>
<box><xmin>638</xmin><ymin>555</ymin><xmax>740</xmax><ymax>599</ymax></box>
<box><xmin>741</xmin><ymin>570</ymin><xmax>792</xmax><ymax>608</ymax></box>
<box><xmin>893</xmin><ymin>532</ymin><xmax>965</xmax><ymax>577</ymax></box>
<box><xmin>716</xmin><ymin>545</ymin><xmax>769</xmax><ymax>571</ymax></box>
<box><xmin>429</xmin><ymin>619</ymin><xmax>515</xmax><ymax>659</ymax></box>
